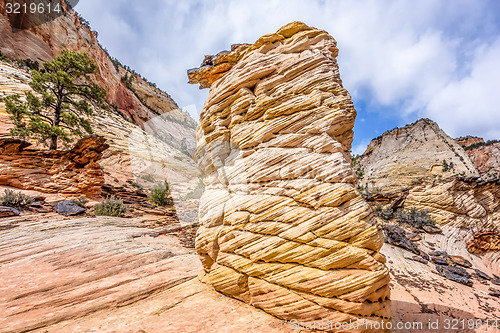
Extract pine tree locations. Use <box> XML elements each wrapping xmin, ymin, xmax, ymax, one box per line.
<box><xmin>5</xmin><ymin>50</ymin><xmax>107</xmax><ymax>150</ymax></box>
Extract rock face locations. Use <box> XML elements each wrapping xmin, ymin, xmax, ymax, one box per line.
<box><xmin>404</xmin><ymin>178</ymin><xmax>500</xmax><ymax>232</ymax></box>
<box><xmin>358</xmin><ymin>120</ymin><xmax>500</xmax><ymax>321</ymax></box>
<box><xmin>189</xmin><ymin>22</ymin><xmax>390</xmax><ymax>331</ymax></box>
<box><xmin>0</xmin><ymin>136</ymin><xmax>108</xmax><ymax>197</ymax></box>
<box><xmin>358</xmin><ymin>119</ymin><xmax>478</xmax><ymax>193</ymax></box>
<box><xmin>468</xmin><ymin>231</ymin><xmax>500</xmax><ymax>253</ymax></box>
<box><xmin>457</xmin><ymin>136</ymin><xmax>500</xmax><ymax>181</ymax></box>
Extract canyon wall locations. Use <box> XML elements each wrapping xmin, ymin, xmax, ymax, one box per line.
<box><xmin>189</xmin><ymin>22</ymin><xmax>390</xmax><ymax>332</ymax></box>
<box><xmin>0</xmin><ymin>0</ymin><xmax>197</xmax><ymax>153</ymax></box>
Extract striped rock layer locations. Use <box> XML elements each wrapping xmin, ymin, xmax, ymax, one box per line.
<box><xmin>189</xmin><ymin>22</ymin><xmax>390</xmax><ymax>332</ymax></box>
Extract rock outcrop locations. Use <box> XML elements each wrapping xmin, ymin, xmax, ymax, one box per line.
<box><xmin>404</xmin><ymin>178</ymin><xmax>500</xmax><ymax>232</ymax></box>
<box><xmin>358</xmin><ymin>119</ymin><xmax>478</xmax><ymax>193</ymax></box>
<box><xmin>355</xmin><ymin>118</ymin><xmax>500</xmax><ymax>322</ymax></box>
<box><xmin>0</xmin><ymin>136</ymin><xmax>108</xmax><ymax>197</ymax></box>
<box><xmin>189</xmin><ymin>22</ymin><xmax>390</xmax><ymax>331</ymax></box>
<box><xmin>357</xmin><ymin>118</ymin><xmax>500</xmax><ymax>235</ymax></box>
<box><xmin>457</xmin><ymin>136</ymin><xmax>500</xmax><ymax>181</ymax></box>
<box><xmin>467</xmin><ymin>231</ymin><xmax>500</xmax><ymax>254</ymax></box>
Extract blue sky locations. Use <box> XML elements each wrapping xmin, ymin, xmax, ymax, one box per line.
<box><xmin>75</xmin><ymin>0</ymin><xmax>500</xmax><ymax>155</ymax></box>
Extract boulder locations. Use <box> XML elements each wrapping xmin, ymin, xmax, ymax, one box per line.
<box><xmin>449</xmin><ymin>255</ymin><xmax>473</xmax><ymax>268</ymax></box>
<box><xmin>55</xmin><ymin>200</ymin><xmax>85</xmax><ymax>216</ymax></box>
<box><xmin>189</xmin><ymin>21</ymin><xmax>391</xmax><ymax>331</ymax></box>
<box><xmin>474</xmin><ymin>269</ymin><xmax>492</xmax><ymax>281</ymax></box>
<box><xmin>0</xmin><ymin>206</ymin><xmax>20</xmax><ymax>218</ymax></box>
<box><xmin>383</xmin><ymin>224</ymin><xmax>421</xmax><ymax>256</ymax></box>
<box><xmin>435</xmin><ymin>265</ymin><xmax>473</xmax><ymax>287</ymax></box>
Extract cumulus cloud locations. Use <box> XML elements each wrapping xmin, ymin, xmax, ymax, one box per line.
<box><xmin>75</xmin><ymin>0</ymin><xmax>500</xmax><ymax>140</ymax></box>
<box><xmin>425</xmin><ymin>38</ymin><xmax>500</xmax><ymax>139</ymax></box>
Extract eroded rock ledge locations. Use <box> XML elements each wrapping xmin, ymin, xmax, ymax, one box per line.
<box><xmin>0</xmin><ymin>135</ymin><xmax>108</xmax><ymax>197</ymax></box>
<box><xmin>189</xmin><ymin>21</ymin><xmax>390</xmax><ymax>332</ymax></box>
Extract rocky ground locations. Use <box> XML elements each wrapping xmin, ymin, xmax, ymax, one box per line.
<box><xmin>1</xmin><ymin>207</ymin><xmax>499</xmax><ymax>333</ymax></box>
<box><xmin>0</xmin><ymin>212</ymin><xmax>293</xmax><ymax>333</ymax></box>
<box><xmin>381</xmin><ymin>223</ymin><xmax>500</xmax><ymax>331</ymax></box>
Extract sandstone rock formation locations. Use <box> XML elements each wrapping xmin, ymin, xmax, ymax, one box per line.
<box><xmin>467</xmin><ymin>231</ymin><xmax>500</xmax><ymax>254</ymax></box>
<box><xmin>357</xmin><ymin>118</ymin><xmax>500</xmax><ymax>234</ymax></box>
<box><xmin>358</xmin><ymin>119</ymin><xmax>478</xmax><ymax>193</ymax></box>
<box><xmin>356</xmin><ymin>120</ymin><xmax>500</xmax><ymax>322</ymax></box>
<box><xmin>189</xmin><ymin>22</ymin><xmax>390</xmax><ymax>331</ymax></box>
<box><xmin>0</xmin><ymin>136</ymin><xmax>108</xmax><ymax>197</ymax></box>
<box><xmin>404</xmin><ymin>178</ymin><xmax>500</xmax><ymax>232</ymax></box>
<box><xmin>457</xmin><ymin>136</ymin><xmax>500</xmax><ymax>181</ymax></box>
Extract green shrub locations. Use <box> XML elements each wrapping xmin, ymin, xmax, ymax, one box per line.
<box><xmin>0</xmin><ymin>189</ymin><xmax>34</xmax><ymax>208</ymax></box>
<box><xmin>16</xmin><ymin>59</ymin><xmax>39</xmax><ymax>71</ymax></box>
<box><xmin>140</xmin><ymin>174</ymin><xmax>155</xmax><ymax>182</ymax></box>
<box><xmin>395</xmin><ymin>207</ymin><xmax>436</xmax><ymax>228</ymax></box>
<box><xmin>464</xmin><ymin>139</ymin><xmax>500</xmax><ymax>151</ymax></box>
<box><xmin>373</xmin><ymin>204</ymin><xmax>394</xmax><ymax>220</ymax></box>
<box><xmin>149</xmin><ymin>182</ymin><xmax>172</xmax><ymax>206</ymax></box>
<box><xmin>0</xmin><ymin>51</ymin><xmax>8</xmax><ymax>62</ymax></box>
<box><xmin>94</xmin><ymin>196</ymin><xmax>126</xmax><ymax>217</ymax></box>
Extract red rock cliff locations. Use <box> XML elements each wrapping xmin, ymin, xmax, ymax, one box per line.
<box><xmin>0</xmin><ymin>0</ymin><xmax>173</xmax><ymax>125</ymax></box>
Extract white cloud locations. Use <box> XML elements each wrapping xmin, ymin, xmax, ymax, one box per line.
<box><xmin>425</xmin><ymin>38</ymin><xmax>500</xmax><ymax>139</ymax></box>
<box><xmin>74</xmin><ymin>0</ymin><xmax>500</xmax><ymax>140</ymax></box>
<box><xmin>351</xmin><ymin>139</ymin><xmax>371</xmax><ymax>156</ymax></box>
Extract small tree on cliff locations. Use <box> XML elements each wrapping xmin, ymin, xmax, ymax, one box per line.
<box><xmin>5</xmin><ymin>50</ymin><xmax>107</xmax><ymax>150</ymax></box>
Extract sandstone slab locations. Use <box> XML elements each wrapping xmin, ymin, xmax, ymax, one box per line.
<box><xmin>0</xmin><ymin>205</ymin><xmax>19</xmax><ymax>217</ymax></box>
<box><xmin>189</xmin><ymin>21</ymin><xmax>390</xmax><ymax>332</ymax></box>
<box><xmin>0</xmin><ymin>213</ymin><xmax>299</xmax><ymax>333</ymax></box>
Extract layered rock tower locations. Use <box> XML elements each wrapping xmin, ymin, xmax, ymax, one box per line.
<box><xmin>188</xmin><ymin>22</ymin><xmax>390</xmax><ymax>331</ymax></box>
